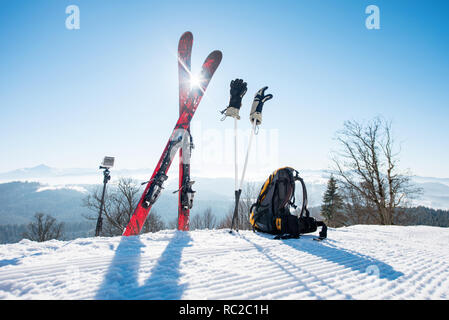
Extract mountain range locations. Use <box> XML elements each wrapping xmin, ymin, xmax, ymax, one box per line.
<box><xmin>0</xmin><ymin>165</ymin><xmax>448</xmax><ymax>226</ymax></box>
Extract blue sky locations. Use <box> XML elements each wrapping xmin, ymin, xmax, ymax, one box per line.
<box><xmin>1</xmin><ymin>0</ymin><xmax>448</xmax><ymax>178</ymax></box>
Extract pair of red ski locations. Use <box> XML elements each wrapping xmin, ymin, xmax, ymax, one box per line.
<box><xmin>123</xmin><ymin>32</ymin><xmax>222</xmax><ymax>236</ymax></box>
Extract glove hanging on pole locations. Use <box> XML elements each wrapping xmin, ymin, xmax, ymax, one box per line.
<box><xmin>221</xmin><ymin>78</ymin><xmax>247</xmax><ymax>120</ymax></box>
<box><xmin>250</xmin><ymin>86</ymin><xmax>273</xmax><ymax>126</ymax></box>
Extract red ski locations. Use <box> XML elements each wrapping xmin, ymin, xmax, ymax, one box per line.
<box><xmin>123</xmin><ymin>47</ymin><xmax>222</xmax><ymax>236</ymax></box>
<box><xmin>178</xmin><ymin>31</ymin><xmax>194</xmax><ymax>231</ymax></box>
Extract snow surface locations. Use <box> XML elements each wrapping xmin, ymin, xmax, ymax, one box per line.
<box><xmin>0</xmin><ymin>225</ymin><xmax>448</xmax><ymax>300</ymax></box>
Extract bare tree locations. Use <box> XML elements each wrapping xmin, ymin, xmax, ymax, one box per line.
<box><xmin>83</xmin><ymin>177</ymin><xmax>165</xmax><ymax>236</ymax></box>
<box><xmin>202</xmin><ymin>208</ymin><xmax>217</xmax><ymax>229</ymax></box>
<box><xmin>331</xmin><ymin>117</ymin><xmax>422</xmax><ymax>225</ymax></box>
<box><xmin>219</xmin><ymin>182</ymin><xmax>258</xmax><ymax>230</ymax></box>
<box><xmin>340</xmin><ymin>185</ymin><xmax>377</xmax><ymax>225</ymax></box>
<box><xmin>218</xmin><ymin>209</ymin><xmax>233</xmax><ymax>229</ymax></box>
<box><xmin>166</xmin><ymin>217</ymin><xmax>179</xmax><ymax>230</ymax></box>
<box><xmin>142</xmin><ymin>211</ymin><xmax>166</xmax><ymax>233</ymax></box>
<box><xmin>190</xmin><ymin>208</ymin><xmax>218</xmax><ymax>230</ymax></box>
<box><xmin>23</xmin><ymin>213</ymin><xmax>64</xmax><ymax>242</ymax></box>
<box><xmin>189</xmin><ymin>214</ymin><xmax>201</xmax><ymax>230</ymax></box>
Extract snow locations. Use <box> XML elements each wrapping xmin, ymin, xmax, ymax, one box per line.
<box><xmin>35</xmin><ymin>185</ymin><xmax>89</xmax><ymax>193</ymax></box>
<box><xmin>1</xmin><ymin>225</ymin><xmax>448</xmax><ymax>300</ymax></box>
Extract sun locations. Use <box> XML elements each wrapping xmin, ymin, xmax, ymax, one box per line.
<box><xmin>190</xmin><ymin>73</ymin><xmax>202</xmax><ymax>89</ymax></box>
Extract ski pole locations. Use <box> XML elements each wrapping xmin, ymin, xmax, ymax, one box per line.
<box><xmin>230</xmin><ymin>114</ymin><xmax>241</xmax><ymax>233</ymax></box>
<box><xmin>239</xmin><ymin>121</ymin><xmax>256</xmax><ymax>191</ymax></box>
<box><xmin>230</xmin><ymin>121</ymin><xmax>256</xmax><ymax>233</ymax></box>
<box><xmin>234</xmin><ymin>118</ymin><xmax>239</xmax><ymax>193</ymax></box>
<box><xmin>229</xmin><ymin>86</ymin><xmax>273</xmax><ymax>233</ymax></box>
<box><xmin>221</xmin><ymin>79</ymin><xmax>247</xmax><ymax>232</ymax></box>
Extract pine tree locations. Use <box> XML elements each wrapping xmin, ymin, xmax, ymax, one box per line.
<box><xmin>320</xmin><ymin>175</ymin><xmax>343</xmax><ymax>227</ymax></box>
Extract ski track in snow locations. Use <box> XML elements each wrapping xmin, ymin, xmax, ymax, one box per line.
<box><xmin>0</xmin><ymin>225</ymin><xmax>448</xmax><ymax>300</ymax></box>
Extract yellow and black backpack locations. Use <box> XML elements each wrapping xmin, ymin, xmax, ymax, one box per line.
<box><xmin>249</xmin><ymin>167</ymin><xmax>327</xmax><ymax>240</ymax></box>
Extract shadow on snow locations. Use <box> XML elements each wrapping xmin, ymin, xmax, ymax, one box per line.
<box><xmin>247</xmin><ymin>233</ymin><xmax>403</xmax><ymax>281</ymax></box>
<box><xmin>240</xmin><ymin>233</ymin><xmax>404</xmax><ymax>299</ymax></box>
<box><xmin>0</xmin><ymin>258</ymin><xmax>20</xmax><ymax>268</ymax></box>
<box><xmin>281</xmin><ymin>235</ymin><xmax>404</xmax><ymax>281</ymax></box>
<box><xmin>96</xmin><ymin>231</ymin><xmax>192</xmax><ymax>300</ymax></box>
<box><xmin>240</xmin><ymin>234</ymin><xmax>354</xmax><ymax>299</ymax></box>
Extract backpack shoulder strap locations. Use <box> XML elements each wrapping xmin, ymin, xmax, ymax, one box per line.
<box><xmin>292</xmin><ymin>169</ymin><xmax>309</xmax><ymax>218</ymax></box>
<box><xmin>257</xmin><ymin>170</ymin><xmax>276</xmax><ymax>204</ymax></box>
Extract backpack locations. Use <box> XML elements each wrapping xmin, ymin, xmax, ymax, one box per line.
<box><xmin>249</xmin><ymin>167</ymin><xmax>327</xmax><ymax>240</ymax></box>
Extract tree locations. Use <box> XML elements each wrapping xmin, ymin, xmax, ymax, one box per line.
<box><xmin>340</xmin><ymin>185</ymin><xmax>376</xmax><ymax>225</ymax></box>
<box><xmin>219</xmin><ymin>183</ymin><xmax>258</xmax><ymax>230</ymax></box>
<box><xmin>142</xmin><ymin>211</ymin><xmax>166</xmax><ymax>233</ymax></box>
<box><xmin>190</xmin><ymin>208</ymin><xmax>217</xmax><ymax>230</ymax></box>
<box><xmin>83</xmin><ymin>177</ymin><xmax>165</xmax><ymax>236</ymax></box>
<box><xmin>331</xmin><ymin>117</ymin><xmax>422</xmax><ymax>225</ymax></box>
<box><xmin>320</xmin><ymin>175</ymin><xmax>344</xmax><ymax>227</ymax></box>
<box><xmin>166</xmin><ymin>217</ymin><xmax>179</xmax><ymax>230</ymax></box>
<box><xmin>23</xmin><ymin>213</ymin><xmax>64</xmax><ymax>242</ymax></box>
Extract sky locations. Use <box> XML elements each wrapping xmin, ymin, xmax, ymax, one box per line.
<box><xmin>1</xmin><ymin>0</ymin><xmax>448</xmax><ymax>179</ymax></box>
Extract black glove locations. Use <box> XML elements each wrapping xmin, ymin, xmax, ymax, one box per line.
<box><xmin>250</xmin><ymin>86</ymin><xmax>273</xmax><ymax>125</ymax></box>
<box><xmin>222</xmin><ymin>78</ymin><xmax>247</xmax><ymax>119</ymax></box>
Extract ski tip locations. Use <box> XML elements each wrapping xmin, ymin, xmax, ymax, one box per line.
<box><xmin>211</xmin><ymin>50</ymin><xmax>223</xmax><ymax>59</ymax></box>
<box><xmin>204</xmin><ymin>50</ymin><xmax>222</xmax><ymax>61</ymax></box>
<box><xmin>180</xmin><ymin>31</ymin><xmax>193</xmax><ymax>39</ymax></box>
<box><xmin>204</xmin><ymin>50</ymin><xmax>223</xmax><ymax>67</ymax></box>
<box><xmin>178</xmin><ymin>32</ymin><xmax>193</xmax><ymax>56</ymax></box>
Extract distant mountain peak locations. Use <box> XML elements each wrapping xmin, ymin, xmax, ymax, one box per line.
<box><xmin>25</xmin><ymin>164</ymin><xmax>54</xmax><ymax>173</ymax></box>
<box><xmin>0</xmin><ymin>164</ymin><xmax>56</xmax><ymax>180</ymax></box>
<box><xmin>30</xmin><ymin>164</ymin><xmax>52</xmax><ymax>170</ymax></box>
